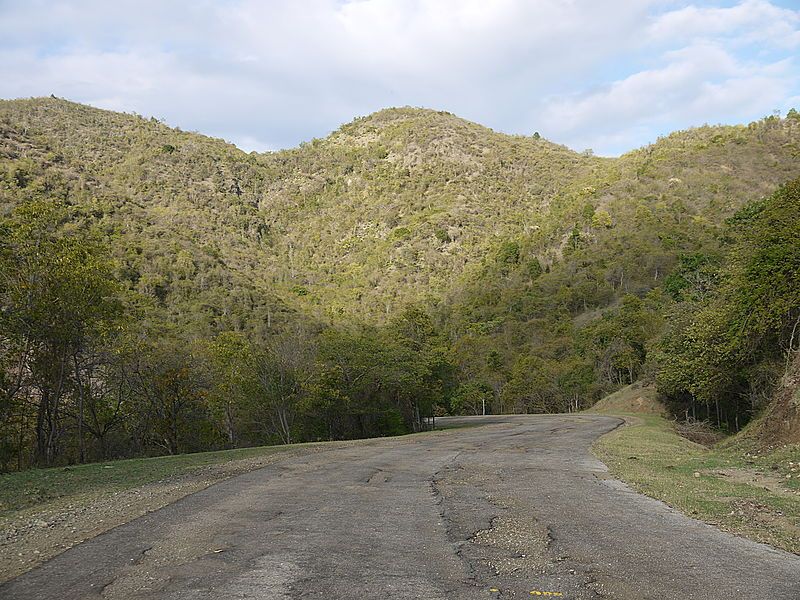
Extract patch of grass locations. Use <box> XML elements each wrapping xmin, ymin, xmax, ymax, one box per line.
<box><xmin>586</xmin><ymin>382</ymin><xmax>666</xmax><ymax>416</ymax></box>
<box><xmin>593</xmin><ymin>413</ymin><xmax>800</xmax><ymax>554</ymax></box>
<box><xmin>0</xmin><ymin>444</ymin><xmax>298</xmax><ymax>517</ymax></box>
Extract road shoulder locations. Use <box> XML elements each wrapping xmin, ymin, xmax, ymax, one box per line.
<box><xmin>592</xmin><ymin>412</ymin><xmax>800</xmax><ymax>555</ymax></box>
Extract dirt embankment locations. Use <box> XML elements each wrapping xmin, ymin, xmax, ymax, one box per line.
<box><xmin>741</xmin><ymin>353</ymin><xmax>800</xmax><ymax>448</ymax></box>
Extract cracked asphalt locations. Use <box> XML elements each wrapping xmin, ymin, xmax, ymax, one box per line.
<box><xmin>2</xmin><ymin>414</ymin><xmax>799</xmax><ymax>599</ymax></box>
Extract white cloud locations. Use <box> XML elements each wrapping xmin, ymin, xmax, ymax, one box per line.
<box><xmin>537</xmin><ymin>42</ymin><xmax>795</xmax><ymax>155</ymax></box>
<box><xmin>648</xmin><ymin>0</ymin><xmax>800</xmax><ymax>48</ymax></box>
<box><xmin>225</xmin><ymin>135</ymin><xmax>276</xmax><ymax>154</ymax></box>
<box><xmin>0</xmin><ymin>0</ymin><xmax>798</xmax><ymax>155</ymax></box>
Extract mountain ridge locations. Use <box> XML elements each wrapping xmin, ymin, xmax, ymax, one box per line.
<box><xmin>3</xmin><ymin>98</ymin><xmax>799</xmax><ymax>323</ymax></box>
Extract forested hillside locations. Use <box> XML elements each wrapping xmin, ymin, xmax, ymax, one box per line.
<box><xmin>1</xmin><ymin>97</ymin><xmax>799</xmax><ymax>469</ymax></box>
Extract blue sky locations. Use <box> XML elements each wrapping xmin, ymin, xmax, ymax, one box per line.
<box><xmin>1</xmin><ymin>0</ymin><xmax>798</xmax><ymax>156</ymax></box>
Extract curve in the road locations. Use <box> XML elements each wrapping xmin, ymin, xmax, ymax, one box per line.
<box><xmin>2</xmin><ymin>415</ymin><xmax>798</xmax><ymax>599</ymax></box>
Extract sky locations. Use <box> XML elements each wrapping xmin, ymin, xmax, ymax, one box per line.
<box><xmin>1</xmin><ymin>0</ymin><xmax>799</xmax><ymax>156</ymax></box>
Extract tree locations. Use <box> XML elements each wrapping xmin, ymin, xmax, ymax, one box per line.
<box><xmin>450</xmin><ymin>381</ymin><xmax>493</xmax><ymax>415</ymax></box>
<box><xmin>252</xmin><ymin>331</ymin><xmax>314</xmax><ymax>445</ymax></box>
<box><xmin>128</xmin><ymin>339</ymin><xmax>208</xmax><ymax>455</ymax></box>
<box><xmin>656</xmin><ymin>178</ymin><xmax>800</xmax><ymax>429</ymax></box>
<box><xmin>0</xmin><ymin>199</ymin><xmax>125</xmax><ymax>465</ymax></box>
<box><xmin>201</xmin><ymin>332</ymin><xmax>256</xmax><ymax>448</ymax></box>
<box><xmin>578</xmin><ymin>294</ymin><xmax>661</xmax><ymax>386</ymax></box>
<box><xmin>500</xmin><ymin>354</ymin><xmax>559</xmax><ymax>414</ymax></box>
<box><xmin>591</xmin><ymin>209</ymin><xmax>613</xmax><ymax>229</ymax></box>
<box><xmin>315</xmin><ymin>328</ymin><xmax>396</xmax><ymax>439</ymax></box>
<box><xmin>385</xmin><ymin>306</ymin><xmax>452</xmax><ymax>429</ymax></box>
<box><xmin>71</xmin><ymin>345</ymin><xmax>132</xmax><ymax>460</ymax></box>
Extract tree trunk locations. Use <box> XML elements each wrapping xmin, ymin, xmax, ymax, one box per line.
<box><xmin>36</xmin><ymin>389</ymin><xmax>48</xmax><ymax>465</ymax></box>
<box><xmin>74</xmin><ymin>354</ymin><xmax>85</xmax><ymax>463</ymax></box>
<box><xmin>168</xmin><ymin>399</ymin><xmax>180</xmax><ymax>455</ymax></box>
<box><xmin>45</xmin><ymin>348</ymin><xmax>70</xmax><ymax>465</ymax></box>
<box><xmin>225</xmin><ymin>402</ymin><xmax>236</xmax><ymax>447</ymax></box>
<box><xmin>98</xmin><ymin>432</ymin><xmax>107</xmax><ymax>460</ymax></box>
<box><xmin>278</xmin><ymin>406</ymin><xmax>292</xmax><ymax>445</ymax></box>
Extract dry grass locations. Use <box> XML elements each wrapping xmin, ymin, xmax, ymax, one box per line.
<box><xmin>587</xmin><ymin>382</ymin><xmax>666</xmax><ymax>416</ymax></box>
<box><xmin>593</xmin><ymin>412</ymin><xmax>800</xmax><ymax>554</ymax></box>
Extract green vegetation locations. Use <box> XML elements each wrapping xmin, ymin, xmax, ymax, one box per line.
<box><xmin>655</xmin><ymin>179</ymin><xmax>800</xmax><ymax>432</ymax></box>
<box><xmin>586</xmin><ymin>382</ymin><xmax>666</xmax><ymax>416</ymax></box>
<box><xmin>0</xmin><ymin>443</ymin><xmax>296</xmax><ymax>517</ymax></box>
<box><xmin>594</xmin><ymin>414</ymin><xmax>800</xmax><ymax>554</ymax></box>
<box><xmin>1</xmin><ymin>97</ymin><xmax>799</xmax><ymax>471</ymax></box>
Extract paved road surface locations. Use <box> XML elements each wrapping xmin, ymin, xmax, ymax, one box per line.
<box><xmin>2</xmin><ymin>415</ymin><xmax>799</xmax><ymax>599</ymax></box>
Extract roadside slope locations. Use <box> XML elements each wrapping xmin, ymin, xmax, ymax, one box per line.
<box><xmin>591</xmin><ymin>388</ymin><xmax>800</xmax><ymax>554</ymax></box>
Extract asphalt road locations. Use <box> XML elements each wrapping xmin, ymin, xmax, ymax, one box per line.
<box><xmin>2</xmin><ymin>415</ymin><xmax>799</xmax><ymax>599</ymax></box>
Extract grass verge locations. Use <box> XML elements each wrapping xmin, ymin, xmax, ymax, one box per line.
<box><xmin>593</xmin><ymin>413</ymin><xmax>800</xmax><ymax>555</ymax></box>
<box><xmin>0</xmin><ymin>444</ymin><xmax>307</xmax><ymax>518</ymax></box>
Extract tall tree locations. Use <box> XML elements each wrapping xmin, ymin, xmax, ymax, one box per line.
<box><xmin>0</xmin><ymin>199</ymin><xmax>124</xmax><ymax>465</ymax></box>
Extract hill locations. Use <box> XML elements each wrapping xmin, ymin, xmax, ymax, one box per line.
<box><xmin>1</xmin><ymin>97</ymin><xmax>799</xmax><ymax>467</ymax></box>
<box><xmin>587</xmin><ymin>382</ymin><xmax>666</xmax><ymax>416</ymax></box>
<box><xmin>4</xmin><ymin>99</ymin><xmax>798</xmax><ymax>326</ymax></box>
